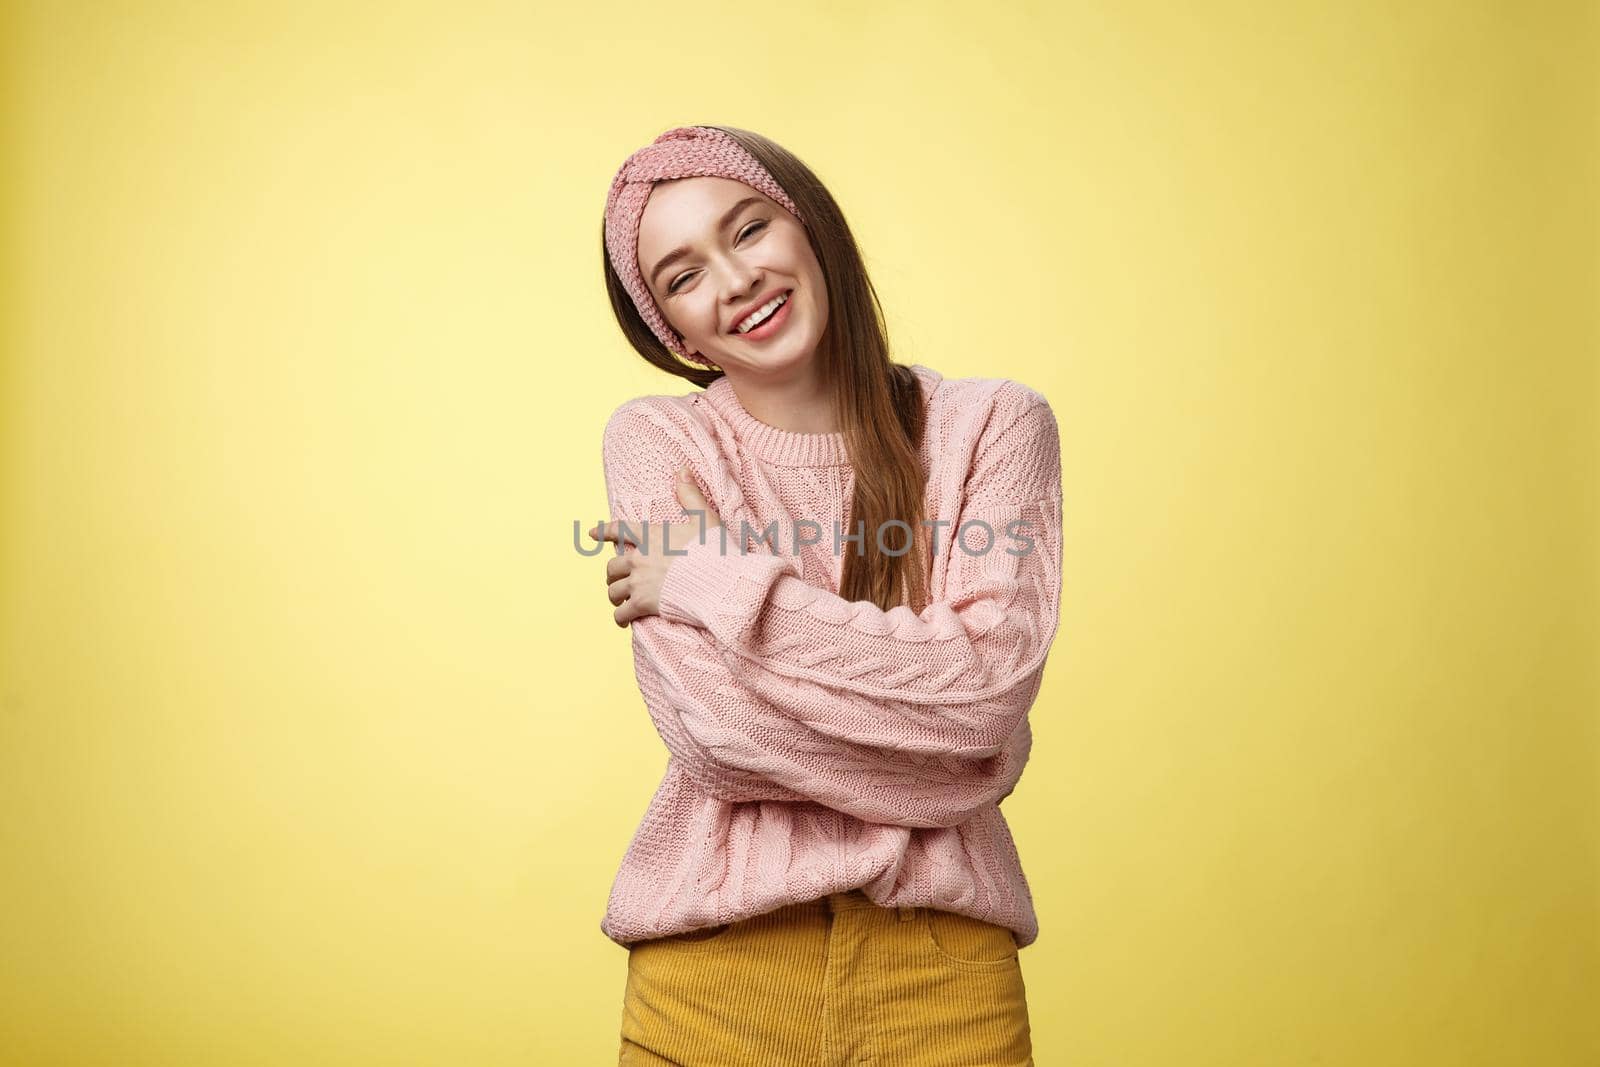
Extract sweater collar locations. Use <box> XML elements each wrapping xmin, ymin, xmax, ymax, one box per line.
<box><xmin>701</xmin><ymin>364</ymin><xmax>942</xmax><ymax>467</ymax></box>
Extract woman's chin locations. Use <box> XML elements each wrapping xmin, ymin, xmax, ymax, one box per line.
<box><xmin>710</xmin><ymin>339</ymin><xmax>809</xmax><ymax>373</ymax></box>
<box><xmin>751</xmin><ymin>345</ymin><xmax>822</xmax><ymax>374</ymax></box>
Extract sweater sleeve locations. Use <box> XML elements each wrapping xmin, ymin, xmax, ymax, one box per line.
<box><xmin>633</xmin><ymin>618</ymin><xmax>1032</xmax><ymax>828</ymax></box>
<box><xmin>599</xmin><ymin>398</ymin><xmax>1031</xmax><ymax>827</ymax></box>
<box><xmin>655</xmin><ymin>390</ymin><xmax>1064</xmax><ymax>757</ymax></box>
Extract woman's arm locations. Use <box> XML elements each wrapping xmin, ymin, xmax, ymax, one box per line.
<box><xmin>627</xmin><ymin>609</ymin><xmax>1032</xmax><ymax>828</ymax></box>
<box><xmin>598</xmin><ymin>396</ymin><xmax>1049</xmax><ymax>827</ymax></box>
<box><xmin>597</xmin><ymin>390</ymin><xmax>1060</xmax><ymax>826</ymax></box>
<box><xmin>637</xmin><ymin>389</ymin><xmax>1065</xmax><ymax>757</ymax></box>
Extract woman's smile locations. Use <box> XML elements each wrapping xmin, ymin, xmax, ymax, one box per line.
<box><xmin>734</xmin><ymin>289</ymin><xmax>796</xmax><ymax>341</ymax></box>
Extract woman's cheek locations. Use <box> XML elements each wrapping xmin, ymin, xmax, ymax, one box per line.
<box><xmin>698</xmin><ymin>300</ymin><xmax>722</xmax><ymax>342</ymax></box>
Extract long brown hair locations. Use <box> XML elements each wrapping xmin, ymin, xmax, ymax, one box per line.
<box><xmin>600</xmin><ymin>125</ymin><xmax>930</xmax><ymax>614</ymax></box>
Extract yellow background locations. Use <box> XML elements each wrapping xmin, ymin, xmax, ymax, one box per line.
<box><xmin>2</xmin><ymin>1</ymin><xmax>1594</xmax><ymax>1063</ymax></box>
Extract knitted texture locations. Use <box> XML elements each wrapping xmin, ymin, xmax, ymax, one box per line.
<box><xmin>597</xmin><ymin>364</ymin><xmax>1064</xmax><ymax>950</ymax></box>
<box><xmin>603</xmin><ymin>126</ymin><xmax>806</xmax><ymax>367</ymax></box>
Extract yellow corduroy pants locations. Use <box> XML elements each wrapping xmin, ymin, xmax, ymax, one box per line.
<box><xmin>617</xmin><ymin>889</ymin><xmax>1033</xmax><ymax>1066</ymax></box>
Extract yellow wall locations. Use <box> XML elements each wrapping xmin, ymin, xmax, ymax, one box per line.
<box><xmin>1</xmin><ymin>1</ymin><xmax>1594</xmax><ymax>1063</ymax></box>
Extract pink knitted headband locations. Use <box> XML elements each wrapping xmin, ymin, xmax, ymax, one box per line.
<box><xmin>603</xmin><ymin>126</ymin><xmax>806</xmax><ymax>367</ymax></box>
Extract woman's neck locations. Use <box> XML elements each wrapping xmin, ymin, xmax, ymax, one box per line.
<box><xmin>719</xmin><ymin>366</ymin><xmax>839</xmax><ymax>435</ymax></box>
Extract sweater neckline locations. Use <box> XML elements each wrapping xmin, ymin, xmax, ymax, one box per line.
<box><xmin>701</xmin><ymin>364</ymin><xmax>942</xmax><ymax>467</ymax></box>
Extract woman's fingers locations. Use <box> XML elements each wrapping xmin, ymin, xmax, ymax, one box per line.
<box><xmin>591</xmin><ymin>511</ymin><xmax>698</xmax><ymax>629</ymax></box>
<box><xmin>592</xmin><ymin>516</ymin><xmax>711</xmax><ymax>555</ymax></box>
<box><xmin>614</xmin><ymin>596</ymin><xmax>644</xmax><ymax>628</ymax></box>
<box><xmin>604</xmin><ymin>553</ymin><xmax>633</xmax><ymax>583</ymax></box>
<box><xmin>588</xmin><ymin>519</ymin><xmax>643</xmax><ymax>551</ymax></box>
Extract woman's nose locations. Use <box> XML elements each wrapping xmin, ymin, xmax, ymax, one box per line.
<box><xmin>716</xmin><ymin>258</ymin><xmax>761</xmax><ymax>297</ymax></box>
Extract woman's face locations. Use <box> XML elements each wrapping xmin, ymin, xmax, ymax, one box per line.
<box><xmin>636</xmin><ymin>175</ymin><xmax>829</xmax><ymax>375</ymax></box>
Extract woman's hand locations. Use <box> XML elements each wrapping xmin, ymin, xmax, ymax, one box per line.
<box><xmin>588</xmin><ymin>465</ymin><xmax>724</xmax><ymax>628</ymax></box>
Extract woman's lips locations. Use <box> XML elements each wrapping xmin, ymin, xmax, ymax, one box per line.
<box><xmin>737</xmin><ymin>290</ymin><xmax>794</xmax><ymax>341</ymax></box>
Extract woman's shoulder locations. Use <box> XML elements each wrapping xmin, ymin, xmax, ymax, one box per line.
<box><xmin>601</xmin><ymin>384</ymin><xmax>719</xmax><ymax>465</ymax></box>
<box><xmin>603</xmin><ymin>381</ymin><xmax>706</xmax><ymax>433</ymax></box>
<box><xmin>927</xmin><ymin>368</ymin><xmax>1050</xmax><ymax>412</ymax></box>
<box><xmin>922</xmin><ymin>369</ymin><xmax>1056</xmax><ymax>453</ymax></box>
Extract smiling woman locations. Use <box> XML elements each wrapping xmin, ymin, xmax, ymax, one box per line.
<box><xmin>641</xmin><ymin>180</ymin><xmax>821</xmax><ymax>354</ymax></box>
<box><xmin>593</xmin><ymin>125</ymin><xmax>1060</xmax><ymax>1066</ymax></box>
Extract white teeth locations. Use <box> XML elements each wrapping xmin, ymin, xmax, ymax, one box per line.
<box><xmin>736</xmin><ymin>292</ymin><xmax>788</xmax><ymax>333</ymax></box>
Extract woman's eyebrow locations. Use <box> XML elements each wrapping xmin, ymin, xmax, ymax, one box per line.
<box><xmin>649</xmin><ymin>196</ymin><xmax>763</xmax><ymax>286</ymax></box>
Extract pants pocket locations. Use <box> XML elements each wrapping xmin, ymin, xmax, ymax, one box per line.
<box><xmin>920</xmin><ymin>908</ymin><xmax>1021</xmax><ymax>970</ymax></box>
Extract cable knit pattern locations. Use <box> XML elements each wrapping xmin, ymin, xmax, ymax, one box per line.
<box><xmin>597</xmin><ymin>363</ymin><xmax>1063</xmax><ymax>950</ymax></box>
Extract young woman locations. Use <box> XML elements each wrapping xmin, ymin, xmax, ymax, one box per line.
<box><xmin>588</xmin><ymin>125</ymin><xmax>1063</xmax><ymax>1066</ymax></box>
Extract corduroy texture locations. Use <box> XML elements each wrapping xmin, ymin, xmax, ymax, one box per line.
<box><xmin>618</xmin><ymin>889</ymin><xmax>1033</xmax><ymax>1065</ymax></box>
<box><xmin>603</xmin><ymin>126</ymin><xmax>807</xmax><ymax>366</ymax></box>
<box><xmin>598</xmin><ymin>363</ymin><xmax>1064</xmax><ymax>952</ymax></box>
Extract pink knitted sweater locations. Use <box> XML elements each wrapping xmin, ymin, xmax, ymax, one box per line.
<box><xmin>597</xmin><ymin>363</ymin><xmax>1063</xmax><ymax>950</ymax></box>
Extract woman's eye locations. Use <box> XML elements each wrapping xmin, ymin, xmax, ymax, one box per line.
<box><xmin>666</xmin><ymin>220</ymin><xmax>768</xmax><ymax>294</ymax></box>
